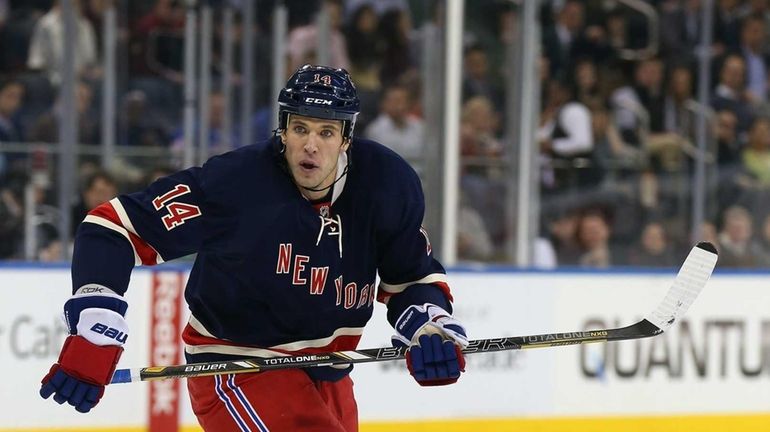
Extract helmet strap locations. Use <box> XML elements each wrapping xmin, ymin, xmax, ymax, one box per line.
<box><xmin>301</xmin><ymin>163</ymin><xmax>349</xmax><ymax>193</ymax></box>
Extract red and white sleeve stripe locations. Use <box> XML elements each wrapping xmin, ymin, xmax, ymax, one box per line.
<box><xmin>83</xmin><ymin>197</ymin><xmax>165</xmax><ymax>266</ymax></box>
<box><xmin>376</xmin><ymin>273</ymin><xmax>453</xmax><ymax>303</ymax></box>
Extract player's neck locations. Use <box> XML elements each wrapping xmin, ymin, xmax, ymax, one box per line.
<box><xmin>302</xmin><ymin>189</ymin><xmax>324</xmax><ymax>201</ymax></box>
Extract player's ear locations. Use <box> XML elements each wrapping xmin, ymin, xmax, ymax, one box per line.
<box><xmin>341</xmin><ymin>138</ymin><xmax>350</xmax><ymax>152</ymax></box>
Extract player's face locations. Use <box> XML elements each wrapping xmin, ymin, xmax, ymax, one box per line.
<box><xmin>282</xmin><ymin>114</ymin><xmax>349</xmax><ymax>199</ymax></box>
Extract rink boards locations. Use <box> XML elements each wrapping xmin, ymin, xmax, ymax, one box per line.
<box><xmin>1</xmin><ymin>265</ymin><xmax>769</xmax><ymax>431</ymax></box>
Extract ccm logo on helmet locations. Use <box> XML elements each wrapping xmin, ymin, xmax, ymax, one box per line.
<box><xmin>305</xmin><ymin>97</ymin><xmax>333</xmax><ymax>105</ymax></box>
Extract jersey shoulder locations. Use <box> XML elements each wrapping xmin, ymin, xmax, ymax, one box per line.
<box><xmin>199</xmin><ymin>138</ymin><xmax>282</xmax><ymax>198</ymax></box>
<box><xmin>349</xmin><ymin>137</ymin><xmax>422</xmax><ymax>201</ymax></box>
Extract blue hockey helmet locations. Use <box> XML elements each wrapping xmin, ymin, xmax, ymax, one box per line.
<box><xmin>277</xmin><ymin>65</ymin><xmax>360</xmax><ymax>139</ymax></box>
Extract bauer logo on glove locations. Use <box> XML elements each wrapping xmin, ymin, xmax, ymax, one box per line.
<box><xmin>89</xmin><ymin>323</ymin><xmax>128</xmax><ymax>344</ymax></box>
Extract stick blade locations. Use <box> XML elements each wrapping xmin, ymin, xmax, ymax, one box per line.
<box><xmin>644</xmin><ymin>241</ymin><xmax>718</xmax><ymax>332</ymax></box>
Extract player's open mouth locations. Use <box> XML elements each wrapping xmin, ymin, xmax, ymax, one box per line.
<box><xmin>299</xmin><ymin>161</ymin><xmax>319</xmax><ymax>172</ymax></box>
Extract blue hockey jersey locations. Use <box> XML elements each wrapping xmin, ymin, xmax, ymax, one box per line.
<box><xmin>72</xmin><ymin>137</ymin><xmax>453</xmax><ymax>374</ymax></box>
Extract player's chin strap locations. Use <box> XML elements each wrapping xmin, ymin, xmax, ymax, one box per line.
<box><xmin>301</xmin><ymin>162</ymin><xmax>350</xmax><ymax>193</ymax></box>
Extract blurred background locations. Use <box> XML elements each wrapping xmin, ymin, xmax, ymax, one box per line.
<box><xmin>0</xmin><ymin>0</ymin><xmax>768</xmax><ymax>270</ymax></box>
<box><xmin>1</xmin><ymin>0</ymin><xmax>770</xmax><ymax>431</ymax></box>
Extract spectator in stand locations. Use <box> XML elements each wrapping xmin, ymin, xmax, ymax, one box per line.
<box><xmin>0</xmin><ymin>170</ymin><xmax>24</xmax><ymax>259</ymax></box>
<box><xmin>573</xmin><ymin>58</ymin><xmax>604</xmax><ymax>109</ymax></box>
<box><xmin>603</xmin><ymin>8</ymin><xmax>631</xmax><ymax>66</ymax></box>
<box><xmin>591</xmin><ymin>102</ymin><xmax>644</xmax><ymax>177</ymax></box>
<box><xmin>462</xmin><ymin>44</ymin><xmax>503</xmax><ymax>112</ymax></box>
<box><xmin>0</xmin><ymin>78</ymin><xmax>26</xmax><ymax>178</ymax></box>
<box><xmin>37</xmin><ymin>232</ymin><xmax>63</xmax><ymax>262</ymax></box>
<box><xmin>497</xmin><ymin>3</ymin><xmax>516</xmax><ymax>47</ymax></box>
<box><xmin>128</xmin><ymin>0</ymin><xmax>186</xmax><ymax>125</ymax></box>
<box><xmin>660</xmin><ymin>0</ymin><xmax>702</xmax><ymax>63</ymax></box>
<box><xmin>344</xmin><ymin>4</ymin><xmax>381</xmax><ymax>92</ymax></box>
<box><xmin>715</xmin><ymin>0</ymin><xmax>744</xmax><ymax>52</ymax></box>
<box><xmin>28</xmin><ymin>81</ymin><xmax>98</xmax><ymax>145</ymax></box>
<box><xmin>364</xmin><ymin>84</ymin><xmax>424</xmax><ymax>164</ymax></box>
<box><xmin>457</xmin><ymin>195</ymin><xmax>494</xmax><ymax>262</ymax></box>
<box><xmin>756</xmin><ymin>214</ymin><xmax>770</xmax><ymax>266</ymax></box>
<box><xmin>663</xmin><ymin>65</ymin><xmax>696</xmax><ymax>135</ymax></box>
<box><xmin>459</xmin><ymin>96</ymin><xmax>506</xmax><ymax>251</ymax></box>
<box><xmin>538</xmin><ymin>78</ymin><xmax>596</xmax><ymax>194</ymax></box>
<box><xmin>577</xmin><ymin>208</ymin><xmax>612</xmax><ymax>268</ymax></box>
<box><xmin>718</xmin><ymin>114</ymin><xmax>766</xmax><ymax>213</ymax></box>
<box><xmin>547</xmin><ymin>207</ymin><xmax>582</xmax><ymax>265</ymax></box>
<box><xmin>739</xmin><ymin>0</ymin><xmax>770</xmax><ymax>50</ymax></box>
<box><xmin>533</xmin><ymin>236</ymin><xmax>558</xmax><ymax>269</ymax></box>
<box><xmin>170</xmin><ymin>90</ymin><xmax>235</xmax><ymax>166</ymax></box>
<box><xmin>715</xmin><ymin>109</ymin><xmax>742</xmax><ymax>165</ymax></box>
<box><xmin>0</xmin><ymin>3</ymin><xmax>46</xmax><ymax>74</ymax></box>
<box><xmin>633</xmin><ymin>64</ymin><xmax>698</xmax><ymax>172</ymax></box>
<box><xmin>377</xmin><ymin>8</ymin><xmax>415</xmax><ymax>88</ymax></box>
<box><xmin>738</xmin><ymin>116</ymin><xmax>770</xmax><ymax>186</ymax></box>
<box><xmin>700</xmin><ymin>220</ymin><xmax>720</xmax><ymax>246</ymax></box>
<box><xmin>410</xmin><ymin>0</ymin><xmax>443</xmax><ymax>72</ymax></box>
<box><xmin>541</xmin><ymin>0</ymin><xmax>585</xmax><ymax>77</ymax></box>
<box><xmin>0</xmin><ymin>78</ymin><xmax>25</xmax><ymax>143</ymax></box>
<box><xmin>287</xmin><ymin>0</ymin><xmax>350</xmax><ymax>71</ymax></box>
<box><xmin>541</xmin><ymin>0</ymin><xmax>609</xmax><ymax>77</ymax></box>
<box><xmin>538</xmin><ymin>54</ymin><xmax>551</xmax><ymax>90</ymax></box>
<box><xmin>80</xmin><ymin>0</ymin><xmax>107</xmax><ymax>47</ymax></box>
<box><xmin>176</xmin><ymin>90</ymin><xmax>232</xmax><ymax>156</ymax></box>
<box><xmin>712</xmin><ymin>53</ymin><xmax>755</xmax><ymax>133</ymax></box>
<box><xmin>611</xmin><ymin>57</ymin><xmax>666</xmax><ymax>143</ymax></box>
<box><xmin>460</xmin><ymin>96</ymin><xmax>502</xmax><ymax>159</ymax></box>
<box><xmin>628</xmin><ymin>221</ymin><xmax>676</xmax><ymax>266</ymax></box>
<box><xmin>129</xmin><ymin>0</ymin><xmax>185</xmax><ymax>83</ymax></box>
<box><xmin>737</xmin><ymin>14</ymin><xmax>770</xmax><ymax>104</ymax></box>
<box><xmin>344</xmin><ymin>0</ymin><xmax>408</xmax><ymax>17</ymax></box>
<box><xmin>27</xmin><ymin>0</ymin><xmax>100</xmax><ymax>87</ymax></box>
<box><xmin>70</xmin><ymin>171</ymin><xmax>117</xmax><ymax>236</ymax></box>
<box><xmin>117</xmin><ymin>90</ymin><xmax>168</xmax><ymax>148</ymax></box>
<box><xmin>717</xmin><ymin>205</ymin><xmax>765</xmax><ymax>267</ymax></box>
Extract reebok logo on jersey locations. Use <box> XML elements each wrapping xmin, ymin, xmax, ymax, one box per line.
<box><xmin>305</xmin><ymin>97</ymin><xmax>333</xmax><ymax>105</ymax></box>
<box><xmin>90</xmin><ymin>322</ymin><xmax>128</xmax><ymax>343</ymax></box>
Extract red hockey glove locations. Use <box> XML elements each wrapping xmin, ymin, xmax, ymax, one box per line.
<box><xmin>40</xmin><ymin>336</ymin><xmax>123</xmax><ymax>412</ymax></box>
<box><xmin>40</xmin><ymin>290</ymin><xmax>128</xmax><ymax>413</ymax></box>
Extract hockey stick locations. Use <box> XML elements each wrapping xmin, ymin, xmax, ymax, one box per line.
<box><xmin>110</xmin><ymin>242</ymin><xmax>717</xmax><ymax>384</ymax></box>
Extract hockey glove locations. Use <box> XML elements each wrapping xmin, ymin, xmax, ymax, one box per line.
<box><xmin>392</xmin><ymin>303</ymin><xmax>468</xmax><ymax>386</ymax></box>
<box><xmin>40</xmin><ymin>288</ymin><xmax>128</xmax><ymax>413</ymax></box>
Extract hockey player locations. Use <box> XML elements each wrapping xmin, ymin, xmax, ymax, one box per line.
<box><xmin>40</xmin><ymin>65</ymin><xmax>468</xmax><ymax>431</ymax></box>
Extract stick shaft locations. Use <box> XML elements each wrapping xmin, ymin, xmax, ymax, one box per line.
<box><xmin>111</xmin><ymin>242</ymin><xmax>717</xmax><ymax>384</ymax></box>
<box><xmin>111</xmin><ymin>319</ymin><xmax>659</xmax><ymax>383</ymax></box>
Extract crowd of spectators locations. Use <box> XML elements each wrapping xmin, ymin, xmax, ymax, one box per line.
<box><xmin>530</xmin><ymin>0</ymin><xmax>770</xmax><ymax>269</ymax></box>
<box><xmin>0</xmin><ymin>0</ymin><xmax>769</xmax><ymax>269</ymax></box>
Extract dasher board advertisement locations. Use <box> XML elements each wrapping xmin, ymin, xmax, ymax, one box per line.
<box><xmin>1</xmin><ymin>267</ymin><xmax>768</xmax><ymax>430</ymax></box>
